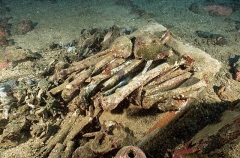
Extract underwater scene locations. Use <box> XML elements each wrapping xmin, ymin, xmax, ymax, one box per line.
<box><xmin>0</xmin><ymin>0</ymin><xmax>240</xmax><ymax>157</ymax></box>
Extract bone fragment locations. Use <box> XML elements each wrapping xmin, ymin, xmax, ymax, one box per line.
<box><xmin>49</xmin><ymin>72</ymin><xmax>76</xmax><ymax>95</ymax></box>
<box><xmin>63</xmin><ymin>141</ymin><xmax>75</xmax><ymax>158</ymax></box>
<box><xmin>145</xmin><ymin>71</ymin><xmax>193</xmax><ymax>96</ymax></box>
<box><xmin>61</xmin><ymin>67</ymin><xmax>94</xmax><ymax>101</ymax></box>
<box><xmin>142</xmin><ymin>80</ymin><xmax>207</xmax><ymax>109</ymax></box>
<box><xmin>63</xmin><ymin>108</ymin><xmax>101</xmax><ymax>145</ymax></box>
<box><xmin>103</xmin><ymin>30</ymin><xmax>113</xmax><ymax>42</ymax></box>
<box><xmin>48</xmin><ymin>143</ymin><xmax>65</xmax><ymax>158</ymax></box>
<box><xmin>102</xmin><ymin>59</ymin><xmax>143</xmax><ymax>90</ymax></box>
<box><xmin>37</xmin><ymin>111</ymin><xmax>79</xmax><ymax>157</ymax></box>
<box><xmin>142</xmin><ymin>60</ymin><xmax>153</xmax><ymax>74</ymax></box>
<box><xmin>100</xmin><ymin>62</ymin><xmax>181</xmax><ymax>111</ymax></box>
<box><xmin>103</xmin><ymin>76</ymin><xmax>131</xmax><ymax>96</ymax></box>
<box><xmin>49</xmin><ymin>50</ymin><xmax>108</xmax><ymax>82</ymax></box>
<box><xmin>92</xmin><ymin>54</ymin><xmax>116</xmax><ymax>74</ymax></box>
<box><xmin>145</xmin><ymin>68</ymin><xmax>184</xmax><ymax>88</ymax></box>
<box><xmin>84</xmin><ymin>58</ymin><xmax>130</xmax><ymax>97</ymax></box>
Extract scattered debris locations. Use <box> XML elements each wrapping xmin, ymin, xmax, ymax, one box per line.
<box><xmin>196</xmin><ymin>31</ymin><xmax>227</xmax><ymax>45</ymax></box>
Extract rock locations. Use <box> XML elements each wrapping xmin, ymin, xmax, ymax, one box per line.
<box><xmin>204</xmin><ymin>4</ymin><xmax>232</xmax><ymax>16</ymax></box>
<box><xmin>233</xmin><ymin>59</ymin><xmax>240</xmax><ymax>82</ymax></box>
<box><xmin>14</xmin><ymin>19</ymin><xmax>34</xmax><ymax>35</ymax></box>
<box><xmin>0</xmin><ymin>28</ymin><xmax>8</xmax><ymax>46</ymax></box>
<box><xmin>236</xmin><ymin>23</ymin><xmax>240</xmax><ymax>32</ymax></box>
<box><xmin>0</xmin><ymin>17</ymin><xmax>12</xmax><ymax>46</ymax></box>
<box><xmin>196</xmin><ymin>31</ymin><xmax>227</xmax><ymax>45</ymax></box>
<box><xmin>189</xmin><ymin>3</ymin><xmax>206</xmax><ymax>15</ymax></box>
<box><xmin>0</xmin><ymin>47</ymin><xmax>40</xmax><ymax>62</ymax></box>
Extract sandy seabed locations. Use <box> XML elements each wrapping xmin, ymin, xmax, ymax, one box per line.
<box><xmin>0</xmin><ymin>0</ymin><xmax>240</xmax><ymax>157</ymax></box>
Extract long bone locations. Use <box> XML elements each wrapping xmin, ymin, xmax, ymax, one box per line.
<box><xmin>142</xmin><ymin>80</ymin><xmax>207</xmax><ymax>109</ymax></box>
<box><xmin>49</xmin><ymin>50</ymin><xmax>108</xmax><ymax>82</ymax></box>
<box><xmin>92</xmin><ymin>36</ymin><xmax>133</xmax><ymax>74</ymax></box>
<box><xmin>131</xmin><ymin>70</ymin><xmax>192</xmax><ymax>106</ymax></box>
<box><xmin>91</xmin><ymin>54</ymin><xmax>117</xmax><ymax>74</ymax></box>
<box><xmin>144</xmin><ymin>68</ymin><xmax>186</xmax><ymax>88</ymax></box>
<box><xmin>61</xmin><ymin>67</ymin><xmax>94</xmax><ymax>101</ymax></box>
<box><xmin>49</xmin><ymin>72</ymin><xmax>76</xmax><ymax>95</ymax></box>
<box><xmin>144</xmin><ymin>71</ymin><xmax>193</xmax><ymax>96</ymax></box>
<box><xmin>49</xmin><ymin>35</ymin><xmax>132</xmax><ymax>82</ymax></box>
<box><xmin>100</xmin><ymin>60</ymin><xmax>186</xmax><ymax>111</ymax></box>
<box><xmin>70</xmin><ymin>58</ymin><xmax>132</xmax><ymax>111</ymax></box>
<box><xmin>102</xmin><ymin>59</ymin><xmax>144</xmax><ymax>91</ymax></box>
<box><xmin>103</xmin><ymin>76</ymin><xmax>131</xmax><ymax>96</ymax></box>
<box><xmin>84</xmin><ymin>58</ymin><xmax>131</xmax><ymax>97</ymax></box>
<box><xmin>49</xmin><ymin>58</ymin><xmax>126</xmax><ymax>96</ymax></box>
<box><xmin>70</xmin><ymin>58</ymin><xmax>129</xmax><ymax>110</ymax></box>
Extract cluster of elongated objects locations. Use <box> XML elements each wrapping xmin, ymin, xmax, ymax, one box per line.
<box><xmin>49</xmin><ymin>32</ymin><xmax>206</xmax><ymax>112</ymax></box>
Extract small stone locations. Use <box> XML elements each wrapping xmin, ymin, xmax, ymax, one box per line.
<box><xmin>204</xmin><ymin>4</ymin><xmax>232</xmax><ymax>16</ymax></box>
<box><xmin>233</xmin><ymin>59</ymin><xmax>240</xmax><ymax>82</ymax></box>
<box><xmin>225</xmin><ymin>72</ymin><xmax>232</xmax><ymax>79</ymax></box>
<box><xmin>67</xmin><ymin>46</ymin><xmax>76</xmax><ymax>53</ymax></box>
<box><xmin>14</xmin><ymin>19</ymin><xmax>34</xmax><ymax>35</ymax></box>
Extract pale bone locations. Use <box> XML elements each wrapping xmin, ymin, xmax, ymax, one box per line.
<box><xmin>100</xmin><ymin>60</ymin><xmax>185</xmax><ymax>111</ymax></box>
<box><xmin>144</xmin><ymin>71</ymin><xmax>193</xmax><ymax>96</ymax></box>
<box><xmin>142</xmin><ymin>80</ymin><xmax>207</xmax><ymax>109</ymax></box>
<box><xmin>102</xmin><ymin>59</ymin><xmax>143</xmax><ymax>91</ymax></box>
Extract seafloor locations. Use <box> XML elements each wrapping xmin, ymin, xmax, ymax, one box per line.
<box><xmin>0</xmin><ymin>0</ymin><xmax>240</xmax><ymax>157</ymax></box>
